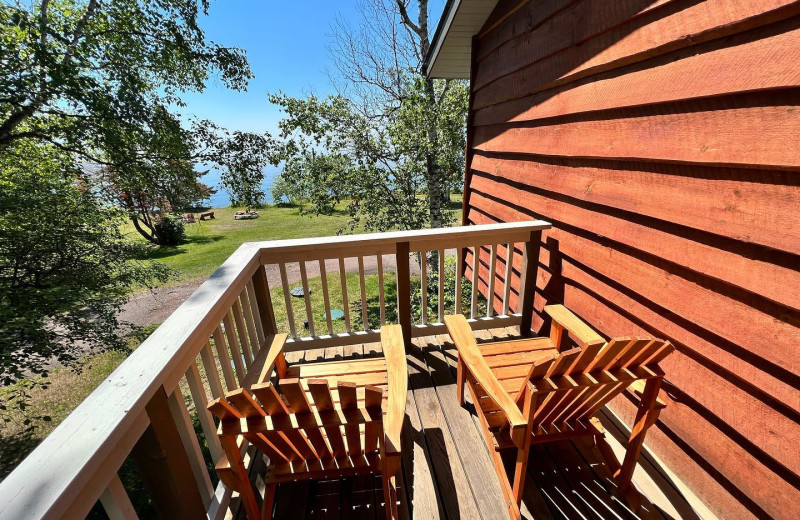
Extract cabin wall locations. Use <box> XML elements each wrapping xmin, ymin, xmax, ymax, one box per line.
<box><xmin>462</xmin><ymin>1</ymin><xmax>800</xmax><ymax>519</ymax></box>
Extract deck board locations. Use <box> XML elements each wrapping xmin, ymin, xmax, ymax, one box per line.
<box><xmin>239</xmin><ymin>330</ymin><xmax>704</xmax><ymax>519</ymax></box>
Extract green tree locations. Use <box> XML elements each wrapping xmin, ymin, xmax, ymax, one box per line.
<box><xmin>270</xmin><ymin>0</ymin><xmax>468</xmax><ymax>232</ymax></box>
<box><xmin>0</xmin><ymin>139</ymin><xmax>169</xmax><ymax>383</ymax></box>
<box><xmin>0</xmin><ymin>0</ymin><xmax>270</xmax><ymax>221</ymax></box>
<box><xmin>0</xmin><ymin>0</ymin><xmax>269</xmax><ymax>381</ymax></box>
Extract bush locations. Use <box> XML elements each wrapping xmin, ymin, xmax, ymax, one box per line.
<box><xmin>154</xmin><ymin>214</ymin><xmax>186</xmax><ymax>245</ymax></box>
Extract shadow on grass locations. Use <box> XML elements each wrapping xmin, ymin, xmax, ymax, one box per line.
<box><xmin>0</xmin><ymin>428</ymin><xmax>43</xmax><ymax>480</ymax></box>
<box><xmin>144</xmin><ymin>234</ymin><xmax>225</xmax><ymax>260</ymax></box>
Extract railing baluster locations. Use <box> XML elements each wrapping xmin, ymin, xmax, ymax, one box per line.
<box><xmin>357</xmin><ymin>256</ymin><xmax>368</xmax><ymax>330</ymax></box>
<box><xmin>185</xmin><ymin>361</ymin><xmax>222</xmax><ymax>461</ymax></box>
<box><xmin>420</xmin><ymin>251</ymin><xmax>428</xmax><ymax>325</ymax></box>
<box><xmin>278</xmin><ymin>262</ymin><xmax>297</xmax><ymax>338</ymax></box>
<box><xmin>244</xmin><ymin>282</ymin><xmax>264</xmax><ymax>350</ymax></box>
<box><xmin>231</xmin><ymin>298</ymin><xmax>253</xmax><ymax>365</ymax></box>
<box><xmin>200</xmin><ymin>341</ymin><xmax>224</xmax><ymax>399</ymax></box>
<box><xmin>222</xmin><ymin>313</ymin><xmax>245</xmax><ymax>383</ymax></box>
<box><xmin>438</xmin><ymin>248</ymin><xmax>445</xmax><ymax>323</ymax></box>
<box><xmin>487</xmin><ymin>243</ymin><xmax>498</xmax><ymax>318</ymax></box>
<box><xmin>100</xmin><ymin>474</ymin><xmax>138</xmax><ymax>520</ymax></box>
<box><xmin>338</xmin><ymin>257</ymin><xmax>352</xmax><ymax>333</ymax></box>
<box><xmin>212</xmin><ymin>327</ymin><xmax>236</xmax><ymax>391</ymax></box>
<box><xmin>299</xmin><ymin>260</ymin><xmax>315</xmax><ymax>336</ymax></box>
<box><xmin>377</xmin><ymin>254</ymin><xmax>386</xmax><ymax>325</ymax></box>
<box><xmin>471</xmin><ymin>245</ymin><xmax>480</xmax><ymax>319</ymax></box>
<box><xmin>503</xmin><ymin>243</ymin><xmax>514</xmax><ymax>316</ymax></box>
<box><xmin>456</xmin><ymin>247</ymin><xmax>464</xmax><ymax>314</ymax></box>
<box><xmin>167</xmin><ymin>386</ymin><xmax>214</xmax><ymax>506</ymax></box>
<box><xmin>319</xmin><ymin>259</ymin><xmax>334</xmax><ymax>335</ymax></box>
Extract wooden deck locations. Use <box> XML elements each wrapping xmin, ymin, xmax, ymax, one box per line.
<box><xmin>235</xmin><ymin>329</ymin><xmax>707</xmax><ymax>520</ymax></box>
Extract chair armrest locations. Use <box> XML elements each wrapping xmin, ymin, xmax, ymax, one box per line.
<box><xmin>243</xmin><ymin>333</ymin><xmax>288</xmax><ymax>387</ymax></box>
<box><xmin>380</xmin><ymin>324</ymin><xmax>407</xmax><ymax>467</ymax></box>
<box><xmin>444</xmin><ymin>314</ymin><xmax>528</xmax><ymax>448</ymax></box>
<box><xmin>544</xmin><ymin>305</ymin><xmax>604</xmax><ymax>347</ymax></box>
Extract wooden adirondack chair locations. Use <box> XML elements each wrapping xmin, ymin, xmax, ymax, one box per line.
<box><xmin>444</xmin><ymin>305</ymin><xmax>674</xmax><ymax>519</ymax></box>
<box><xmin>208</xmin><ymin>324</ymin><xmax>408</xmax><ymax>519</ymax></box>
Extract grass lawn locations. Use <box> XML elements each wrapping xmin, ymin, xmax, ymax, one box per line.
<box><xmin>128</xmin><ymin>205</ymin><xmax>352</xmax><ymax>284</ymax></box>
<box><xmin>127</xmin><ymin>195</ymin><xmax>463</xmax><ymax>286</ymax></box>
<box><xmin>270</xmin><ymin>259</ymin><xmax>485</xmax><ymax>337</ymax></box>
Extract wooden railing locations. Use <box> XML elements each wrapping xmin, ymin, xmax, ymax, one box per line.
<box><xmin>0</xmin><ymin>220</ymin><xmax>550</xmax><ymax>520</ymax></box>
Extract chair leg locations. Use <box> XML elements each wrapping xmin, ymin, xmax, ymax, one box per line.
<box><xmin>220</xmin><ymin>437</ymin><xmax>260</xmax><ymax>520</ymax></box>
<box><xmin>261</xmin><ymin>483</ymin><xmax>277</xmax><ymax>519</ymax></box>
<box><xmin>382</xmin><ymin>472</ymin><xmax>399</xmax><ymax>519</ymax></box>
<box><xmin>456</xmin><ymin>358</ymin><xmax>466</xmax><ymax>406</ymax></box>
<box><xmin>615</xmin><ymin>378</ymin><xmax>663</xmax><ymax>490</ymax></box>
<box><xmin>512</xmin><ymin>382</ymin><xmax>536</xmax><ymax>506</ymax></box>
<box><xmin>488</xmin><ymin>446</ymin><xmax>522</xmax><ymax>520</ymax></box>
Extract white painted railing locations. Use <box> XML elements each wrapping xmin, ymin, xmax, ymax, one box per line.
<box><xmin>0</xmin><ymin>220</ymin><xmax>550</xmax><ymax>520</ymax></box>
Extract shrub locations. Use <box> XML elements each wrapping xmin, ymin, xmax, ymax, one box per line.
<box><xmin>154</xmin><ymin>214</ymin><xmax>186</xmax><ymax>245</ymax></box>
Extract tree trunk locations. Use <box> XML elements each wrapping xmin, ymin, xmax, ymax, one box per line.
<box><xmin>131</xmin><ymin>215</ymin><xmax>158</xmax><ymax>244</ymax></box>
<box><xmin>416</xmin><ymin>0</ymin><xmax>445</xmax><ymax>231</ymax></box>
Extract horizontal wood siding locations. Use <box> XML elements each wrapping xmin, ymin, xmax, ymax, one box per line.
<box><xmin>463</xmin><ymin>1</ymin><xmax>800</xmax><ymax>519</ymax></box>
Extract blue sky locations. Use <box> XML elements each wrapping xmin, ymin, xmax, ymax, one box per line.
<box><xmin>179</xmin><ymin>0</ymin><xmax>447</xmax><ymax>135</ymax></box>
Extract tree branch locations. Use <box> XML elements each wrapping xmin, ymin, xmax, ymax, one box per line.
<box><xmin>394</xmin><ymin>0</ymin><xmax>422</xmax><ymax>37</ymax></box>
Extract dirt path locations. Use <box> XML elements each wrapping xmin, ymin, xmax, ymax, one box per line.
<box><xmin>119</xmin><ymin>254</ymin><xmax>423</xmax><ymax>329</ymax></box>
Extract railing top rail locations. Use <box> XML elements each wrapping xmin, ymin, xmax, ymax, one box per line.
<box><xmin>0</xmin><ymin>243</ymin><xmax>263</xmax><ymax>520</ymax></box>
<box><xmin>255</xmin><ymin>220</ymin><xmax>551</xmax><ymax>260</ymax></box>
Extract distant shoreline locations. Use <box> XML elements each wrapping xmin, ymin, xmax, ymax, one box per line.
<box><xmin>199</xmin><ymin>165</ymin><xmax>282</xmax><ymax>208</ymax></box>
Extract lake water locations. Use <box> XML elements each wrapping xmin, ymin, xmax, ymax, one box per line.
<box><xmin>199</xmin><ymin>165</ymin><xmax>282</xmax><ymax>208</ymax></box>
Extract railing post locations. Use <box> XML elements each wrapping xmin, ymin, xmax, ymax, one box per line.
<box><xmin>131</xmin><ymin>386</ymin><xmax>206</xmax><ymax>520</ymax></box>
<box><xmin>519</xmin><ymin>230</ymin><xmax>542</xmax><ymax>337</ymax></box>
<box><xmin>395</xmin><ymin>241</ymin><xmax>412</xmax><ymax>350</ymax></box>
<box><xmin>252</xmin><ymin>264</ymin><xmax>277</xmax><ymax>336</ymax></box>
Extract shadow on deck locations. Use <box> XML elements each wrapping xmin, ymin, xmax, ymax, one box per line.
<box><xmin>234</xmin><ymin>329</ymin><xmax>707</xmax><ymax>520</ymax></box>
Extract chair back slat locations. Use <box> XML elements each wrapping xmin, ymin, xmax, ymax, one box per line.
<box><xmin>607</xmin><ymin>337</ymin><xmax>652</xmax><ymax>370</ymax></box>
<box><xmin>251</xmin><ymin>382</ymin><xmax>316</xmax><ymax>461</ymax></box>
<box><xmin>307</xmin><ymin>379</ymin><xmax>348</xmax><ymax>459</ymax></box>
<box><xmin>645</xmin><ymin>341</ymin><xmax>675</xmax><ymax>365</ymax></box>
<box><xmin>338</xmin><ymin>382</ymin><xmax>362</xmax><ymax>457</ymax></box>
<box><xmin>530</xmin><ymin>336</ymin><xmax>672</xmax><ymax>427</ymax></box>
<box><xmin>226</xmin><ymin>389</ymin><xmax>265</xmax><ymax>418</ymax></box>
<box><xmin>623</xmin><ymin>339</ymin><xmax>661</xmax><ymax>368</ymax></box>
<box><xmin>216</xmin><ymin>387</ymin><xmax>296</xmax><ymax>462</ymax></box>
<box><xmin>208</xmin><ymin>396</ymin><xmax>243</xmax><ymax>421</ymax></box>
<box><xmin>586</xmin><ymin>337</ymin><xmax>631</xmax><ymax>372</ymax></box>
<box><xmin>280</xmin><ymin>378</ymin><xmax>332</xmax><ymax>460</ymax></box>
<box><xmin>544</xmin><ymin>347</ymin><xmax>581</xmax><ymax>377</ymax></box>
<box><xmin>568</xmin><ymin>339</ymin><xmax>605</xmax><ymax>373</ymax></box>
<box><xmin>364</xmin><ymin>385</ymin><xmax>384</xmax><ymax>454</ymax></box>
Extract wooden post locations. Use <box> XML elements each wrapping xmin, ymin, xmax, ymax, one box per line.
<box><xmin>252</xmin><ymin>265</ymin><xmax>277</xmax><ymax>336</ymax></box>
<box><xmin>518</xmin><ymin>230</ymin><xmax>542</xmax><ymax>337</ymax></box>
<box><xmin>395</xmin><ymin>241</ymin><xmax>412</xmax><ymax>350</ymax></box>
<box><xmin>131</xmin><ymin>386</ymin><xmax>206</xmax><ymax>520</ymax></box>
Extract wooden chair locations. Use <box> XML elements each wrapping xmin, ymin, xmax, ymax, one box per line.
<box><xmin>444</xmin><ymin>305</ymin><xmax>674</xmax><ymax>519</ymax></box>
<box><xmin>208</xmin><ymin>324</ymin><xmax>408</xmax><ymax>519</ymax></box>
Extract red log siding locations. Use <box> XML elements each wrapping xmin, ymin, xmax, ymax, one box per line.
<box><xmin>463</xmin><ymin>1</ymin><xmax>800</xmax><ymax>518</ymax></box>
